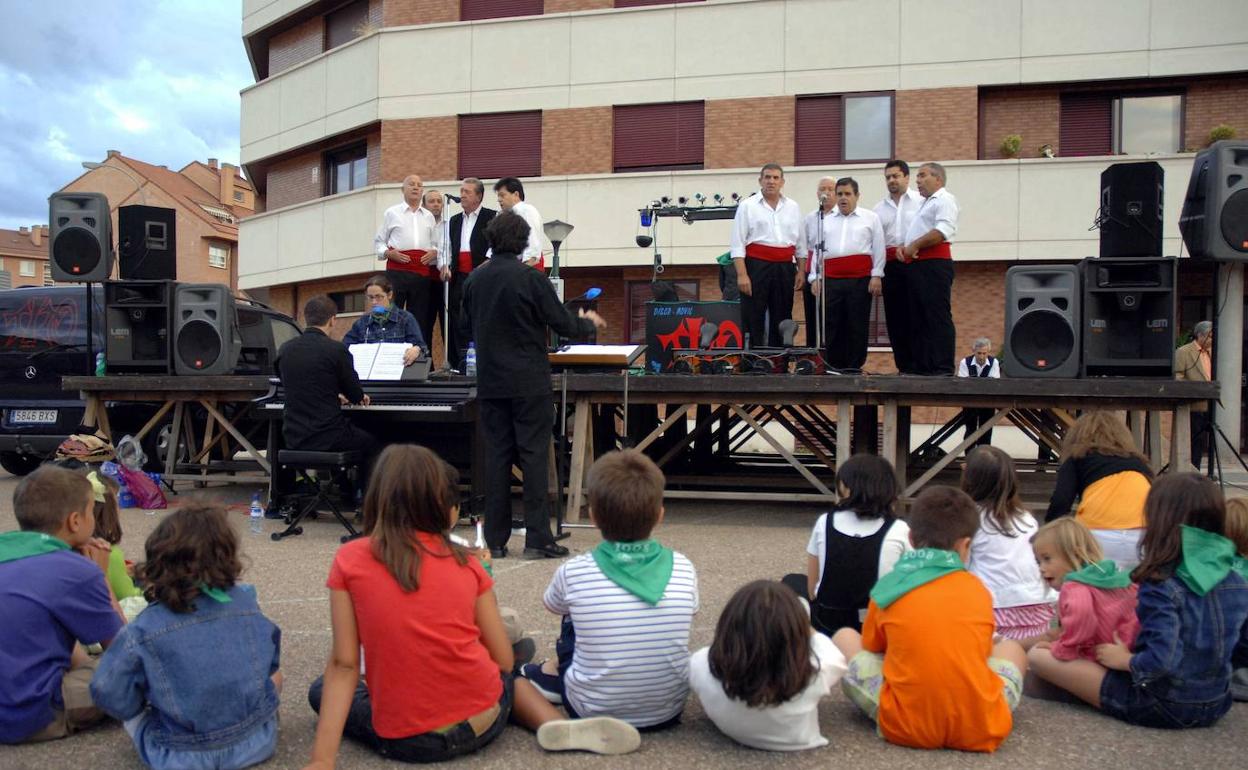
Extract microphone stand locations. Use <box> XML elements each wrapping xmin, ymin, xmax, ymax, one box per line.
<box><xmin>816</xmin><ymin>202</ymin><xmax>827</xmax><ymax>352</ymax></box>
<box><xmin>436</xmin><ymin>197</ymin><xmax>456</xmax><ymax>375</ymax></box>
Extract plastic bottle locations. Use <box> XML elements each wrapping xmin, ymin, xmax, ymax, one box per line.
<box><xmin>95</xmin><ymin>352</ymin><xmax>106</xmax><ymax>376</ymax></box>
<box><xmin>465</xmin><ymin>343</ymin><xmax>477</xmax><ymax>377</ymax></box>
<box><xmin>250</xmin><ymin>492</ymin><xmax>264</xmax><ymax>535</ymax></box>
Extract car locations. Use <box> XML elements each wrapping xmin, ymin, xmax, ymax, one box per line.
<box><xmin>0</xmin><ymin>283</ymin><xmax>299</xmax><ymax>476</ymax></box>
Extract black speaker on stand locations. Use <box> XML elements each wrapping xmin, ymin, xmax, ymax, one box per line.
<box><xmin>1099</xmin><ymin>161</ymin><xmax>1164</xmax><ymax>259</ymax></box>
<box><xmin>1179</xmin><ymin>140</ymin><xmax>1248</xmax><ymax>261</ymax></box>
<box><xmin>1080</xmin><ymin>257</ymin><xmax>1176</xmax><ymax>377</ymax></box>
<box><xmin>118</xmin><ymin>205</ymin><xmax>177</xmax><ymax>280</ymax></box>
<box><xmin>1002</xmin><ymin>265</ymin><xmax>1081</xmax><ymax>378</ymax></box>
<box><xmin>172</xmin><ymin>283</ymin><xmax>241</xmax><ymax>375</ymax></box>
<box><xmin>105</xmin><ymin>281</ymin><xmax>173</xmax><ymax>374</ymax></box>
<box><xmin>49</xmin><ymin>192</ymin><xmax>114</xmax><ymax>281</ymax></box>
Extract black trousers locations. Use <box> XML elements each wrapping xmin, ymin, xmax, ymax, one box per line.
<box><xmin>385</xmin><ymin>269</ymin><xmax>418</xmax><ymax>314</ymax></box>
<box><xmin>446</xmin><ymin>271</ymin><xmax>470</xmax><ymax>370</ymax></box>
<box><xmin>801</xmin><ymin>280</ymin><xmax>818</xmax><ymax>347</ymax></box>
<box><xmin>882</xmin><ymin>260</ymin><xmax>914</xmax><ymax>373</ymax></box>
<box><xmin>907</xmin><ymin>259</ymin><xmax>955</xmax><ymax>375</ymax></box>
<box><xmin>1191</xmin><ymin>410</ymin><xmax>1211</xmax><ymax>470</ymax></box>
<box><xmin>406</xmin><ymin>274</ymin><xmax>444</xmax><ymax>353</ymax></box>
<box><xmin>740</xmin><ymin>258</ymin><xmax>796</xmax><ymax>348</ymax></box>
<box><xmin>962</xmin><ymin>408</ymin><xmax>995</xmax><ymax>449</ymax></box>
<box><xmin>822</xmin><ymin>276</ymin><xmax>871</xmax><ymax>371</ymax></box>
<box><xmin>279</xmin><ymin>423</ymin><xmax>380</xmax><ymax>503</ymax></box>
<box><xmin>480</xmin><ymin>395</ymin><xmax>556</xmax><ymax>550</ymax></box>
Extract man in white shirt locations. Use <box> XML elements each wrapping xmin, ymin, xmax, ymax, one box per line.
<box><xmin>422</xmin><ymin>188</ymin><xmax>450</xmax><ymax>358</ymax></box>
<box><xmin>899</xmin><ymin>162</ymin><xmax>959</xmax><ymax>376</ymax></box>
<box><xmin>957</xmin><ymin>337</ymin><xmax>1001</xmax><ymax>449</ymax></box>
<box><xmin>808</xmin><ymin>178</ymin><xmax>885</xmax><ymax>371</ymax></box>
<box><xmin>873</xmin><ymin>160</ymin><xmax>923</xmax><ymax>375</ymax></box>
<box><xmin>730</xmin><ymin>163</ymin><xmax>805</xmax><ymax>348</ymax></box>
<box><xmin>491</xmin><ymin>177</ymin><xmax>545</xmax><ymax>269</ymax></box>
<box><xmin>445</xmin><ymin>178</ymin><xmax>497</xmax><ymax>368</ymax></box>
<box><xmin>373</xmin><ymin>174</ymin><xmax>441</xmax><ymax>344</ymax></box>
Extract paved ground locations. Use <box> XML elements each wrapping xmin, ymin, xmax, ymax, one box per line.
<box><xmin>2</xmin><ymin>469</ymin><xmax>1246</xmax><ymax>770</ymax></box>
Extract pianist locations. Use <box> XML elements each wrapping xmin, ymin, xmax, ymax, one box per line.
<box><xmin>276</xmin><ymin>295</ymin><xmax>380</xmax><ymax>501</ymax></box>
<box><xmin>342</xmin><ymin>275</ymin><xmax>425</xmax><ymax>366</ymax></box>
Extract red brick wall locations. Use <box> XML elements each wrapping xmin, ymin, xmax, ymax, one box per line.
<box><xmin>268</xmin><ymin>17</ymin><xmax>323</xmax><ymax>76</ymax></box>
<box><xmin>264</xmin><ymin>130</ymin><xmax>381</xmax><ymax>211</ymax></box>
<box><xmin>705</xmin><ymin>96</ymin><xmax>795</xmax><ymax>169</ymax></box>
<box><xmin>381</xmin><ymin>117</ymin><xmax>458</xmax><ymax>183</ymax></box>
<box><xmin>545</xmin><ymin>0</ymin><xmax>612</xmax><ymax>11</ymax></box>
<box><xmin>895</xmin><ymin>87</ymin><xmax>978</xmax><ymax>162</ymax></box>
<box><xmin>543</xmin><ymin>107</ymin><xmax>612</xmax><ymax>175</ymax></box>
<box><xmin>383</xmin><ymin>0</ymin><xmax>457</xmax><ymax>26</ymax></box>
<box><xmin>1184</xmin><ymin>77</ymin><xmax>1248</xmax><ymax>150</ymax></box>
<box><xmin>978</xmin><ymin>87</ymin><xmax>1060</xmax><ymax>159</ymax></box>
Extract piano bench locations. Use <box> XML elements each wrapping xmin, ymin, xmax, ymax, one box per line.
<box><xmin>277</xmin><ymin>450</ymin><xmax>363</xmax><ymax>469</ymax></box>
<box><xmin>272</xmin><ymin>450</ymin><xmax>364</xmax><ymax>544</ymax></box>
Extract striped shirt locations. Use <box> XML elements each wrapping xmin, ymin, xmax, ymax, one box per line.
<box><xmin>543</xmin><ymin>551</ymin><xmax>699</xmax><ymax>727</ymax></box>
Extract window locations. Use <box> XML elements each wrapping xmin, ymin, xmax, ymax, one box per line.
<box><xmin>867</xmin><ymin>295</ymin><xmax>889</xmax><ymax>348</ymax></box>
<box><xmin>326</xmin><ymin>143</ymin><xmax>368</xmax><ymax>195</ymax></box>
<box><xmin>461</xmin><ymin>0</ymin><xmax>542</xmax><ymax>21</ymax></box>
<box><xmin>208</xmin><ymin>243</ymin><xmax>229</xmax><ymax>270</ymax></box>
<box><xmin>613</xmin><ymin>102</ymin><xmax>705</xmax><ymax>173</ymax></box>
<box><xmin>19</xmin><ymin>260</ymin><xmax>35</xmax><ymax>277</ymax></box>
<box><xmin>1113</xmin><ymin>94</ymin><xmax>1183</xmax><ymax>155</ymax></box>
<box><xmin>458</xmin><ymin>111</ymin><xmax>542</xmax><ymax>180</ymax></box>
<box><xmin>325</xmin><ymin>0</ymin><xmax>370</xmax><ymax>50</ymax></box>
<box><xmin>233</xmin><ymin>190</ymin><xmax>245</xmax><ymax>202</ymax></box>
<box><xmin>627</xmin><ymin>280</ymin><xmax>699</xmax><ymax>343</ymax></box>
<box><xmin>795</xmin><ymin>93</ymin><xmax>894</xmax><ymax>166</ymax></box>
<box><xmin>329</xmin><ymin>291</ymin><xmax>366</xmax><ymax>314</ymax></box>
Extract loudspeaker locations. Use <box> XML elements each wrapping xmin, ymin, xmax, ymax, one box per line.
<box><xmin>105</xmin><ymin>281</ymin><xmax>172</xmax><ymax>374</ymax></box>
<box><xmin>1002</xmin><ymin>265</ymin><xmax>1081</xmax><ymax>378</ymax></box>
<box><xmin>118</xmin><ymin>205</ymin><xmax>177</xmax><ymax>280</ymax></box>
<box><xmin>1080</xmin><ymin>257</ymin><xmax>1175</xmax><ymax>377</ymax></box>
<box><xmin>1179</xmin><ymin>140</ymin><xmax>1248</xmax><ymax>261</ymax></box>
<box><xmin>172</xmin><ymin>283</ymin><xmax>241</xmax><ymax>375</ymax></box>
<box><xmin>49</xmin><ymin>192</ymin><xmax>113</xmax><ymax>281</ymax></box>
<box><xmin>1099</xmin><ymin>161</ymin><xmax>1164</xmax><ymax>258</ymax></box>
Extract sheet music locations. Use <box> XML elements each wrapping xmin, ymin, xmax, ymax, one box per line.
<box><xmin>349</xmin><ymin>342</ymin><xmax>412</xmax><ymax>381</ymax></box>
<box><xmin>558</xmin><ymin>345</ymin><xmax>641</xmax><ymax>358</ymax></box>
<box><xmin>349</xmin><ymin>343</ymin><xmax>379</xmax><ymax>381</ymax></box>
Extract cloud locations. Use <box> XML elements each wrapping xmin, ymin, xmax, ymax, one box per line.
<box><xmin>0</xmin><ymin>0</ymin><xmax>252</xmax><ymax>229</ymax></box>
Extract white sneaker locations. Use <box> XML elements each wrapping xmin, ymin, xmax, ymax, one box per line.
<box><xmin>537</xmin><ymin>717</ymin><xmax>641</xmax><ymax>755</ymax></box>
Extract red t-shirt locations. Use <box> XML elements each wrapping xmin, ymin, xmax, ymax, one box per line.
<box><xmin>327</xmin><ymin>533</ymin><xmax>502</xmax><ymax>738</ymax></box>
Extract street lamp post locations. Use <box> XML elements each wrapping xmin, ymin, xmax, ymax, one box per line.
<box><xmin>81</xmin><ymin>161</ymin><xmax>149</xmax><ymax>206</ymax></box>
<box><xmin>543</xmin><ymin>219</ymin><xmax>574</xmax><ymax>281</ymax></box>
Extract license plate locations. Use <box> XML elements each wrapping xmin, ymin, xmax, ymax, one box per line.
<box><xmin>9</xmin><ymin>409</ymin><xmax>58</xmax><ymax>425</ymax></box>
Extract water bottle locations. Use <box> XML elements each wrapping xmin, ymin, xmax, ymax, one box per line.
<box><xmin>95</xmin><ymin>352</ymin><xmax>106</xmax><ymax>376</ymax></box>
<box><xmin>465</xmin><ymin>343</ymin><xmax>477</xmax><ymax>377</ymax></box>
<box><xmin>250</xmin><ymin>492</ymin><xmax>264</xmax><ymax>535</ymax></box>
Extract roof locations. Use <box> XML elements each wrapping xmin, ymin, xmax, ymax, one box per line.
<box><xmin>0</xmin><ymin>227</ymin><xmax>48</xmax><ymax>259</ymax></box>
<box><xmin>103</xmin><ymin>155</ymin><xmax>241</xmax><ymax>239</ymax></box>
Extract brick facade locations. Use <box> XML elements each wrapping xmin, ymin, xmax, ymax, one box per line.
<box><xmin>704</xmin><ymin>96</ymin><xmax>795</xmax><ymax>169</ymax></box>
<box><xmin>542</xmin><ymin>107</ymin><xmax>612</xmax><ymax>175</ymax></box>
<box><xmin>268</xmin><ymin>17</ymin><xmax>323</xmax><ymax>76</ymax></box>
<box><xmin>545</xmin><ymin>0</ymin><xmax>613</xmax><ymax>12</ymax></box>
<box><xmin>895</xmin><ymin>87</ymin><xmax>978</xmax><ymax>162</ymax></box>
<box><xmin>265</xmin><ymin>132</ymin><xmax>381</xmax><ymax>210</ymax></box>
<box><xmin>978</xmin><ymin>87</ymin><xmax>1060</xmax><ymax>159</ymax></box>
<box><xmin>380</xmin><ymin>117</ymin><xmax>458</xmax><ymax>183</ymax></box>
<box><xmin>383</xmin><ymin>0</ymin><xmax>457</xmax><ymax>26</ymax></box>
<box><xmin>1184</xmin><ymin>77</ymin><xmax>1248</xmax><ymax>150</ymax></box>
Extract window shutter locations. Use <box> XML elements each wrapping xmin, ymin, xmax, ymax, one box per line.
<box><xmin>795</xmin><ymin>96</ymin><xmax>843</xmax><ymax>166</ymax></box>
<box><xmin>461</xmin><ymin>0</ymin><xmax>542</xmax><ymax>21</ymax></box>
<box><xmin>613</xmin><ymin>102</ymin><xmax>705</xmax><ymax>172</ymax></box>
<box><xmin>1059</xmin><ymin>93</ymin><xmax>1112</xmax><ymax>157</ymax></box>
<box><xmin>458</xmin><ymin>111</ymin><xmax>542</xmax><ymax>180</ymax></box>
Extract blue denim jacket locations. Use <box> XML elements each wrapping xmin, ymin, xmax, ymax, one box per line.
<box><xmin>90</xmin><ymin>584</ymin><xmax>281</xmax><ymax>750</ymax></box>
<box><xmin>1130</xmin><ymin>571</ymin><xmax>1248</xmax><ymax>704</ymax></box>
<box><xmin>342</xmin><ymin>305</ymin><xmax>426</xmax><ymax>349</ymax></box>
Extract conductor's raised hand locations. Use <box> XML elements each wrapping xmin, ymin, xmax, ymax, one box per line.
<box><xmin>578</xmin><ymin>308</ymin><xmax>607</xmax><ymax>330</ymax></box>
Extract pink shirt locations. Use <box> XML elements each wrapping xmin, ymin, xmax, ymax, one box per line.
<box><xmin>1050</xmin><ymin>581</ymin><xmax>1140</xmax><ymax>662</ymax></box>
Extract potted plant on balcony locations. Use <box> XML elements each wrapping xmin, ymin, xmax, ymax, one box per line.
<box><xmin>1000</xmin><ymin>134</ymin><xmax>1022</xmax><ymax>158</ymax></box>
<box><xmin>1208</xmin><ymin>124</ymin><xmax>1236</xmax><ymax>146</ymax></box>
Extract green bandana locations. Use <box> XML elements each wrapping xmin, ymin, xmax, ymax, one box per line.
<box><xmin>715</xmin><ymin>251</ymin><xmax>733</xmax><ymax>266</ymax></box>
<box><xmin>1064</xmin><ymin>559</ymin><xmax>1133</xmax><ymax>590</ymax></box>
<box><xmin>0</xmin><ymin>531</ymin><xmax>70</xmax><ymax>564</ymax></box>
<box><xmin>592</xmin><ymin>539</ymin><xmax>674</xmax><ymax>606</ymax></box>
<box><xmin>1176</xmin><ymin>525</ymin><xmax>1237</xmax><ymax>596</ymax></box>
<box><xmin>1234</xmin><ymin>555</ymin><xmax>1248</xmax><ymax>581</ymax></box>
<box><xmin>869</xmin><ymin>548</ymin><xmax>965</xmax><ymax>609</ymax></box>
<box><xmin>197</xmin><ymin>584</ymin><xmax>233</xmax><ymax>603</ymax></box>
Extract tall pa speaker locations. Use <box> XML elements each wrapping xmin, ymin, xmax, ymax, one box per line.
<box><xmin>118</xmin><ymin>205</ymin><xmax>177</xmax><ymax>280</ymax></box>
<box><xmin>172</xmin><ymin>283</ymin><xmax>241</xmax><ymax>375</ymax></box>
<box><xmin>105</xmin><ymin>281</ymin><xmax>172</xmax><ymax>374</ymax></box>
<box><xmin>1002</xmin><ymin>265</ymin><xmax>1081</xmax><ymax>378</ymax></box>
<box><xmin>1099</xmin><ymin>161</ymin><xmax>1164</xmax><ymax>258</ymax></box>
<box><xmin>1179</xmin><ymin>140</ymin><xmax>1248</xmax><ymax>261</ymax></box>
<box><xmin>49</xmin><ymin>192</ymin><xmax>113</xmax><ymax>281</ymax></box>
<box><xmin>1080</xmin><ymin>257</ymin><xmax>1175</xmax><ymax>377</ymax></box>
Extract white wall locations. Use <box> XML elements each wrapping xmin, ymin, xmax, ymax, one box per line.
<box><xmin>238</xmin><ymin>154</ymin><xmax>1198</xmax><ymax>289</ymax></box>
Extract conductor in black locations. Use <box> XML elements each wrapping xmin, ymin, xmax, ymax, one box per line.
<box><xmin>460</xmin><ymin>212</ymin><xmax>606</xmax><ymax>559</ymax></box>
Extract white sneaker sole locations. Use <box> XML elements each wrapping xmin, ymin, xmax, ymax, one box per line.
<box><xmin>537</xmin><ymin>717</ymin><xmax>641</xmax><ymax>755</ymax></box>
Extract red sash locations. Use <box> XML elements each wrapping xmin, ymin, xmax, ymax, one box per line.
<box><xmin>916</xmin><ymin>242</ymin><xmax>952</xmax><ymax>260</ymax></box>
<box><xmin>885</xmin><ymin>246</ymin><xmax>900</xmax><ymax>263</ymax></box>
<box><xmin>822</xmin><ymin>254</ymin><xmax>873</xmax><ymax>279</ymax></box>
<box><xmin>457</xmin><ymin>251</ymin><xmax>473</xmax><ymax>275</ymax></box>
<box><xmin>531</xmin><ymin>254</ymin><xmax>546</xmax><ymax>271</ymax></box>
<box><xmin>745</xmin><ymin>243</ymin><xmax>796</xmax><ymax>263</ymax></box>
<box><xmin>388</xmin><ymin>249</ymin><xmax>440</xmax><ymax>278</ymax></box>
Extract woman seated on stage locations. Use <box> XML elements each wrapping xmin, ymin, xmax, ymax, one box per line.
<box><xmin>342</xmin><ymin>275</ymin><xmax>426</xmax><ymax>365</ymax></box>
<box><xmin>1044</xmin><ymin>411</ymin><xmax>1152</xmax><ymax>571</ymax></box>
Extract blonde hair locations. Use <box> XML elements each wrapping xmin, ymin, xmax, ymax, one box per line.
<box><xmin>1225</xmin><ymin>498</ymin><xmax>1248</xmax><ymax>557</ymax></box>
<box><xmin>1032</xmin><ymin>518</ymin><xmax>1103</xmax><ymax>570</ymax></box>
<box><xmin>1060</xmin><ymin>411</ymin><xmax>1150</xmax><ymax>465</ymax></box>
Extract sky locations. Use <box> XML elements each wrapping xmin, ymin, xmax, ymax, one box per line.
<box><xmin>0</xmin><ymin>0</ymin><xmax>252</xmax><ymax>230</ymax></box>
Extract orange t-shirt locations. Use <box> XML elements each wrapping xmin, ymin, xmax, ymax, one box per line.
<box><xmin>861</xmin><ymin>571</ymin><xmax>1012</xmax><ymax>752</ymax></box>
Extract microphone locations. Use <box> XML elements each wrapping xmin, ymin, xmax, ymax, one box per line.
<box><xmin>818</xmin><ymin>193</ymin><xmax>829</xmax><ymax>203</ymax></box>
<box><xmin>565</xmin><ymin>287</ymin><xmax>602</xmax><ymax>305</ymax></box>
<box><xmin>444</xmin><ymin>193</ymin><xmax>462</xmax><ymax>203</ymax></box>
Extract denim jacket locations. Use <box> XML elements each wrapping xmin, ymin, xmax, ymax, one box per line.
<box><xmin>1129</xmin><ymin>571</ymin><xmax>1248</xmax><ymax>704</ymax></box>
<box><xmin>342</xmin><ymin>305</ymin><xmax>426</xmax><ymax>349</ymax></box>
<box><xmin>90</xmin><ymin>584</ymin><xmax>281</xmax><ymax>750</ymax></box>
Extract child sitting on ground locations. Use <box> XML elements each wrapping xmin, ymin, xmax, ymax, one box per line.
<box><xmin>522</xmin><ymin>449</ymin><xmax>699</xmax><ymax>733</ymax></box>
<box><xmin>307</xmin><ymin>445</ymin><xmax>639</xmax><ymax>766</ymax></box>
<box><xmin>87</xmin><ymin>472</ymin><xmax>143</xmax><ymax>602</ymax></box>
<box><xmin>1029</xmin><ymin>474</ymin><xmax>1248</xmax><ymax>728</ymax></box>
<box><xmin>0</xmin><ymin>466</ymin><xmax>124</xmax><ymax>744</ymax></box>
<box><xmin>783</xmin><ymin>453</ymin><xmax>911</xmax><ymax>634</ymax></box>
<box><xmin>831</xmin><ymin>485</ymin><xmax>1028</xmax><ymax>752</ymax></box>
<box><xmin>690</xmin><ymin>580</ymin><xmax>847</xmax><ymax>751</ymax></box>
<box><xmin>1029</xmin><ymin>517</ymin><xmax>1138</xmax><ymax>658</ymax></box>
<box><xmin>90</xmin><ymin>504</ymin><xmax>283</xmax><ymax>769</ymax></box>
<box><xmin>962</xmin><ymin>447</ymin><xmax>1054</xmax><ymax>640</ymax></box>
<box><xmin>1226</xmin><ymin>497</ymin><xmax>1248</xmax><ymax>701</ymax></box>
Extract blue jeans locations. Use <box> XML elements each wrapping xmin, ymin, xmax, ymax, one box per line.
<box><xmin>308</xmin><ymin>673</ymin><xmax>512</xmax><ymax>763</ymax></box>
<box><xmin>1100</xmin><ymin>670</ymin><xmax>1233</xmax><ymax>729</ymax></box>
<box><xmin>125</xmin><ymin>712</ymin><xmax>277</xmax><ymax>770</ymax></box>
